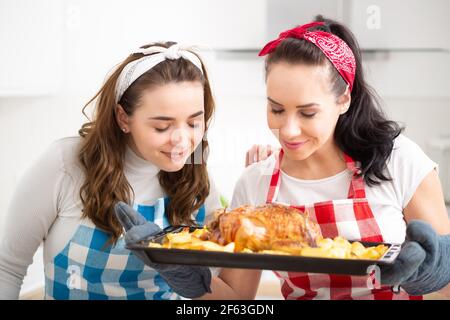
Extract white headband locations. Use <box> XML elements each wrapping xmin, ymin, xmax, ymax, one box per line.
<box><xmin>115</xmin><ymin>43</ymin><xmax>204</xmax><ymax>103</ymax></box>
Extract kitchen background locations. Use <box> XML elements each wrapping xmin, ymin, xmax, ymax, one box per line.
<box><xmin>1</xmin><ymin>0</ymin><xmax>449</xmax><ymax>299</ymax></box>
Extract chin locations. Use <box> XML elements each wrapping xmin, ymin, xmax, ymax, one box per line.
<box><xmin>161</xmin><ymin>164</ymin><xmax>185</xmax><ymax>172</ymax></box>
<box><xmin>283</xmin><ymin>147</ymin><xmax>315</xmax><ymax>161</ymax></box>
<box><xmin>159</xmin><ymin>158</ymin><xmax>189</xmax><ymax>172</ymax></box>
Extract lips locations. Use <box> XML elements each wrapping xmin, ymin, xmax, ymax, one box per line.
<box><xmin>282</xmin><ymin>140</ymin><xmax>308</xmax><ymax>150</ymax></box>
<box><xmin>161</xmin><ymin>149</ymin><xmax>190</xmax><ymax>160</ymax></box>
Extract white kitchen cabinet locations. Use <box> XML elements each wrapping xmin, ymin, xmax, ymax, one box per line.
<box><xmin>0</xmin><ymin>0</ymin><xmax>63</xmax><ymax>96</ymax></box>
<box><xmin>0</xmin><ymin>0</ymin><xmax>266</xmax><ymax>96</ymax></box>
<box><xmin>266</xmin><ymin>0</ymin><xmax>345</xmax><ymax>40</ymax></box>
<box><xmin>345</xmin><ymin>0</ymin><xmax>450</xmax><ymax>50</ymax></box>
<box><xmin>265</xmin><ymin>0</ymin><xmax>450</xmax><ymax>51</ymax></box>
<box><xmin>66</xmin><ymin>0</ymin><xmax>267</xmax><ymax>53</ymax></box>
<box><xmin>193</xmin><ymin>0</ymin><xmax>267</xmax><ymax>50</ymax></box>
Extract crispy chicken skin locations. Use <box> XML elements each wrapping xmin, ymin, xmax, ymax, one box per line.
<box><xmin>207</xmin><ymin>204</ymin><xmax>323</xmax><ymax>252</ymax></box>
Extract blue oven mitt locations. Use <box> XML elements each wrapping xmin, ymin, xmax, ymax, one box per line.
<box><xmin>380</xmin><ymin>220</ymin><xmax>450</xmax><ymax>295</ymax></box>
<box><xmin>114</xmin><ymin>202</ymin><xmax>212</xmax><ymax>299</ymax></box>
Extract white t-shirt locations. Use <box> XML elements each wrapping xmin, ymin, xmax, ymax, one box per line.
<box><xmin>231</xmin><ymin>134</ymin><xmax>437</xmax><ymax>244</ymax></box>
<box><xmin>0</xmin><ymin>136</ymin><xmax>222</xmax><ymax>299</ymax></box>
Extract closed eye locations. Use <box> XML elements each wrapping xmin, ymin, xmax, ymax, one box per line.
<box><xmin>155</xmin><ymin>126</ymin><xmax>170</xmax><ymax>132</ymax></box>
<box><xmin>189</xmin><ymin>122</ymin><xmax>201</xmax><ymax>128</ymax></box>
<box><xmin>270</xmin><ymin>107</ymin><xmax>284</xmax><ymax>115</ymax></box>
<box><xmin>300</xmin><ymin>112</ymin><xmax>316</xmax><ymax>118</ymax></box>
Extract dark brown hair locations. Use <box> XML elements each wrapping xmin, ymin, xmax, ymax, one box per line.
<box><xmin>78</xmin><ymin>42</ymin><xmax>214</xmax><ymax>243</ymax></box>
<box><xmin>265</xmin><ymin>16</ymin><xmax>403</xmax><ymax>186</ymax></box>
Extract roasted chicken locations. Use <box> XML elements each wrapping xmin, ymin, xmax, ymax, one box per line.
<box><xmin>206</xmin><ymin>204</ymin><xmax>323</xmax><ymax>253</ymax></box>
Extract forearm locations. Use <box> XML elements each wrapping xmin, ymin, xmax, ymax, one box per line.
<box><xmin>435</xmin><ymin>283</ymin><xmax>450</xmax><ymax>298</ymax></box>
<box><xmin>0</xmin><ymin>240</ymin><xmax>37</xmax><ymax>300</ymax></box>
<box><xmin>197</xmin><ymin>269</ymin><xmax>261</xmax><ymax>300</ymax></box>
<box><xmin>0</xmin><ymin>265</ymin><xmax>22</xmax><ymax>300</ymax></box>
<box><xmin>197</xmin><ymin>277</ymin><xmax>244</xmax><ymax>300</ymax></box>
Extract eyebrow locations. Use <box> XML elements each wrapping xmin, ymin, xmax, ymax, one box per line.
<box><xmin>149</xmin><ymin>110</ymin><xmax>204</xmax><ymax>121</ymax></box>
<box><xmin>267</xmin><ymin>97</ymin><xmax>318</xmax><ymax>109</ymax></box>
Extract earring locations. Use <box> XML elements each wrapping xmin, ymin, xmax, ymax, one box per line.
<box><xmin>122</xmin><ymin>128</ymin><xmax>127</xmax><ymax>132</ymax></box>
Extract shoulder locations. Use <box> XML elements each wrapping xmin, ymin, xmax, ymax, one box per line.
<box><xmin>230</xmin><ymin>153</ymin><xmax>276</xmax><ymax>208</ymax></box>
<box><xmin>47</xmin><ymin>136</ymin><xmax>85</xmax><ymax>174</ymax></box>
<box><xmin>51</xmin><ymin>136</ymin><xmax>83</xmax><ymax>164</ymax></box>
<box><xmin>7</xmin><ymin>137</ymin><xmax>85</xmax><ymax>229</ymax></box>
<box><xmin>28</xmin><ymin>136</ymin><xmax>86</xmax><ymax>192</ymax></box>
<box><xmin>239</xmin><ymin>152</ymin><xmax>277</xmax><ymax>185</ymax></box>
<box><xmin>387</xmin><ymin>134</ymin><xmax>436</xmax><ymax>172</ymax></box>
<box><xmin>386</xmin><ymin>134</ymin><xmax>437</xmax><ymax>208</ymax></box>
<box><xmin>25</xmin><ymin>136</ymin><xmax>81</xmax><ymax>175</ymax></box>
<box><xmin>391</xmin><ymin>134</ymin><xmax>425</xmax><ymax>158</ymax></box>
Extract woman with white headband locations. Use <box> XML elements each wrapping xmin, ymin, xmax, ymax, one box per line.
<box><xmin>0</xmin><ymin>42</ymin><xmax>258</xmax><ymax>300</ymax></box>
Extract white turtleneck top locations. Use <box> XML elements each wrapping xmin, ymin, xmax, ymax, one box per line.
<box><xmin>0</xmin><ymin>136</ymin><xmax>222</xmax><ymax>299</ymax></box>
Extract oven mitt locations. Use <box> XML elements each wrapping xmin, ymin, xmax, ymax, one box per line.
<box><xmin>114</xmin><ymin>201</ymin><xmax>212</xmax><ymax>298</ymax></box>
<box><xmin>380</xmin><ymin>220</ymin><xmax>450</xmax><ymax>295</ymax></box>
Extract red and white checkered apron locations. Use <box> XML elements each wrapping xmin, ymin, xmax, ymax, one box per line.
<box><xmin>267</xmin><ymin>149</ymin><xmax>422</xmax><ymax>300</ymax></box>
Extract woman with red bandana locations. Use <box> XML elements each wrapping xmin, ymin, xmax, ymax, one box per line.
<box><xmin>227</xmin><ymin>16</ymin><xmax>450</xmax><ymax>300</ymax></box>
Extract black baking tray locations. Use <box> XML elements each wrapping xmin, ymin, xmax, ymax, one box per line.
<box><xmin>126</xmin><ymin>226</ymin><xmax>401</xmax><ymax>276</ymax></box>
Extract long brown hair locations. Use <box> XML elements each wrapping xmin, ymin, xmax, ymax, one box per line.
<box><xmin>78</xmin><ymin>42</ymin><xmax>215</xmax><ymax>243</ymax></box>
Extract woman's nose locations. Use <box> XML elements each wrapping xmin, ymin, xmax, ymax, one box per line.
<box><xmin>170</xmin><ymin>127</ymin><xmax>190</xmax><ymax>148</ymax></box>
<box><xmin>280</xmin><ymin>116</ymin><xmax>302</xmax><ymax>138</ymax></box>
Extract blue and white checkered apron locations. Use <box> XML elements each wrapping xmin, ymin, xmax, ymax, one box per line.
<box><xmin>44</xmin><ymin>197</ymin><xmax>206</xmax><ymax>300</ymax></box>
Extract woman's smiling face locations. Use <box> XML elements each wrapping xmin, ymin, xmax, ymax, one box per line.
<box><xmin>117</xmin><ymin>81</ymin><xmax>205</xmax><ymax>172</ymax></box>
<box><xmin>266</xmin><ymin>62</ymin><xmax>350</xmax><ymax>161</ymax></box>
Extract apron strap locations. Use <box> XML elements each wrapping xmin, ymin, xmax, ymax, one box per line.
<box><xmin>343</xmin><ymin>154</ymin><xmax>366</xmax><ymax>199</ymax></box>
<box><xmin>266</xmin><ymin>149</ymin><xmax>283</xmax><ymax>204</ymax></box>
<box><xmin>265</xmin><ymin>149</ymin><xmax>367</xmax><ymax>203</ymax></box>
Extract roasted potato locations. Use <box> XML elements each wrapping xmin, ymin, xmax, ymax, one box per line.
<box><xmin>149</xmin><ymin>228</ymin><xmax>388</xmax><ymax>260</ymax></box>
